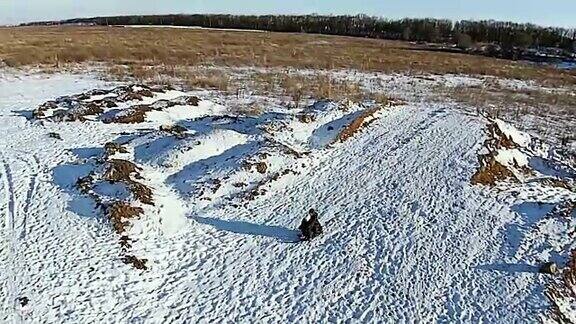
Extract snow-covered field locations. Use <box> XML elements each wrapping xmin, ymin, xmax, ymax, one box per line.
<box><xmin>0</xmin><ymin>69</ymin><xmax>574</xmax><ymax>323</ymax></box>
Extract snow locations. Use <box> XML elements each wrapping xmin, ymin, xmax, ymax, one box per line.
<box><xmin>0</xmin><ymin>70</ymin><xmax>574</xmax><ymax>323</ymax></box>
<box><xmin>495</xmin><ymin>148</ymin><xmax>530</xmax><ymax>168</ymax></box>
<box><xmin>496</xmin><ymin>119</ymin><xmax>532</xmax><ymax>148</ymax></box>
<box><xmin>145</xmin><ymin>100</ymin><xmax>228</xmax><ymax>125</ymax></box>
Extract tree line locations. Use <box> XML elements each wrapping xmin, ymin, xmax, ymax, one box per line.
<box><xmin>25</xmin><ymin>14</ymin><xmax>576</xmax><ymax>51</ymax></box>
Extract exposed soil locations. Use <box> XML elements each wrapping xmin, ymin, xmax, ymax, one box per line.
<box><xmin>244</xmin><ymin>169</ymin><xmax>297</xmax><ymax>202</ymax></box>
<box><xmin>160</xmin><ymin>124</ymin><xmax>187</xmax><ymax>138</ymax></box>
<box><xmin>75</xmin><ymin>174</ymin><xmax>94</xmax><ymax>195</ymax></box>
<box><xmin>297</xmin><ymin>114</ymin><xmax>316</xmax><ymax>123</ymax></box>
<box><xmin>546</xmin><ymin>249</ymin><xmax>576</xmax><ymax>323</ymax></box>
<box><xmin>104</xmin><ymin>142</ymin><xmax>128</xmax><ymax>157</ymax></box>
<box><xmin>335</xmin><ymin>108</ymin><xmax>381</xmax><ymax>143</ymax></box>
<box><xmin>102</xmin><ymin>159</ymin><xmax>154</xmax><ymax>205</ymax></box>
<box><xmin>486</xmin><ymin>123</ymin><xmax>518</xmax><ymax>150</ymax></box>
<box><xmin>471</xmin><ymin>155</ymin><xmax>519</xmax><ymax>186</ymax></box>
<box><xmin>539</xmin><ymin>178</ymin><xmax>573</xmax><ymax>191</ymax></box>
<box><xmin>32</xmin><ymin>84</ymin><xmax>180</xmax><ymax>123</ymax></box>
<box><xmin>103</xmin><ymin>159</ymin><xmax>142</xmax><ymax>183</ymax></box>
<box><xmin>471</xmin><ymin>121</ymin><xmax>524</xmax><ymax>186</ymax></box>
<box><xmin>104</xmin><ymin>105</ymin><xmax>153</xmax><ymax>124</ymax></box>
<box><xmin>48</xmin><ymin>132</ymin><xmax>62</xmax><ymax>140</ymax></box>
<box><xmin>121</xmin><ymin>255</ymin><xmax>148</xmax><ymax>270</ymax></box>
<box><xmin>127</xmin><ymin>181</ymin><xmax>154</xmax><ymax>205</ymax></box>
<box><xmin>106</xmin><ymin>202</ymin><xmax>143</xmax><ymax>234</ymax></box>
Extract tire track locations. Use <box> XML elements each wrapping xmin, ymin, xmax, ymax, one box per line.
<box><xmin>1</xmin><ymin>153</ymin><xmax>40</xmax><ymax>321</ymax></box>
<box><xmin>1</xmin><ymin>155</ymin><xmax>17</xmax><ymax>321</ymax></box>
<box><xmin>16</xmin><ymin>153</ymin><xmax>40</xmax><ymax>240</ymax></box>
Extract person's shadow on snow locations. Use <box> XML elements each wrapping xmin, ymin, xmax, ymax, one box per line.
<box><xmin>193</xmin><ymin>216</ymin><xmax>300</xmax><ymax>243</ymax></box>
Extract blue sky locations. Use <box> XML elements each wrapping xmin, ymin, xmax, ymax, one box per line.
<box><xmin>0</xmin><ymin>0</ymin><xmax>574</xmax><ymax>28</ymax></box>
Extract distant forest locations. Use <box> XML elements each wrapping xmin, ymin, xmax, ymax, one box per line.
<box><xmin>23</xmin><ymin>14</ymin><xmax>576</xmax><ymax>52</ymax></box>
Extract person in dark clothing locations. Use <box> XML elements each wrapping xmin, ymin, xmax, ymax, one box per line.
<box><xmin>299</xmin><ymin>208</ymin><xmax>323</xmax><ymax>241</ymax></box>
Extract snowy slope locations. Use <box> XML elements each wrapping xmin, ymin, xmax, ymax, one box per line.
<box><xmin>0</xmin><ymin>71</ymin><xmax>574</xmax><ymax>323</ymax></box>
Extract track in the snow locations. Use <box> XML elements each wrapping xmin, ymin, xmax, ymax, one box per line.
<box><xmin>1</xmin><ymin>153</ymin><xmax>41</xmax><ymax>321</ymax></box>
<box><xmin>1</xmin><ymin>155</ymin><xmax>17</xmax><ymax>321</ymax></box>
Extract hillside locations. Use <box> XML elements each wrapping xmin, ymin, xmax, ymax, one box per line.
<box><xmin>0</xmin><ymin>64</ymin><xmax>574</xmax><ymax>322</ymax></box>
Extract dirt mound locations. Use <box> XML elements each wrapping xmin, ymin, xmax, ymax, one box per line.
<box><xmin>485</xmin><ymin>123</ymin><xmax>518</xmax><ymax>150</ymax></box>
<box><xmin>70</xmin><ymin>146</ymin><xmax>155</xmax><ymax>270</ymax></box>
<box><xmin>33</xmin><ymin>85</ymin><xmax>166</xmax><ymax>121</ymax></box>
<box><xmin>32</xmin><ymin>84</ymin><xmax>200</xmax><ymax>124</ymax></box>
<box><xmin>244</xmin><ymin>161</ymin><xmax>268</xmax><ymax>174</ymax></box>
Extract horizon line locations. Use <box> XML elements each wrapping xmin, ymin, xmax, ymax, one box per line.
<box><xmin>7</xmin><ymin>13</ymin><xmax>576</xmax><ymax>30</ymax></box>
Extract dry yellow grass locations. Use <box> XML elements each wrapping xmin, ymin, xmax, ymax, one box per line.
<box><xmin>1</xmin><ymin>26</ymin><xmax>575</xmax><ymax>86</ymax></box>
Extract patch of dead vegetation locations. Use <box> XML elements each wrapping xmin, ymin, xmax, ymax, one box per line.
<box><xmin>539</xmin><ymin>178</ymin><xmax>574</xmax><ymax>191</ymax></box>
<box><xmin>32</xmin><ymin>84</ymin><xmax>171</xmax><ymax>122</ymax></box>
<box><xmin>103</xmin><ymin>159</ymin><xmax>153</xmax><ymax>205</ymax></box>
<box><xmin>106</xmin><ymin>201</ymin><xmax>143</xmax><ymax>234</ymax></box>
<box><xmin>441</xmin><ymin>83</ymin><xmax>576</xmax><ymax>116</ymax></box>
<box><xmin>70</xmin><ymin>143</ymin><xmax>154</xmax><ymax>270</ymax></box>
<box><xmin>434</xmin><ymin>82</ymin><xmax>576</xmax><ymax>151</ymax></box>
<box><xmin>2</xmin><ymin>26</ymin><xmax>574</xmax><ymax>86</ymax></box>
<box><xmin>103</xmin><ymin>159</ymin><xmax>142</xmax><ymax>182</ymax></box>
<box><xmin>75</xmin><ymin>174</ymin><xmax>94</xmax><ymax>195</ymax></box>
<box><xmin>243</xmin><ymin>169</ymin><xmax>298</xmax><ymax>202</ymax></box>
<box><xmin>297</xmin><ymin>114</ymin><xmax>316</xmax><ymax>123</ymax></box>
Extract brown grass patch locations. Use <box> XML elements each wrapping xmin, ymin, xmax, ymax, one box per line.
<box><xmin>335</xmin><ymin>108</ymin><xmax>381</xmax><ymax>143</ymax></box>
<box><xmin>186</xmin><ymin>73</ymin><xmax>230</xmax><ymax>91</ymax></box>
<box><xmin>486</xmin><ymin>123</ymin><xmax>517</xmax><ymax>149</ymax></box>
<box><xmin>471</xmin><ymin>156</ymin><xmax>519</xmax><ymax>186</ymax></box>
<box><xmin>106</xmin><ymin>202</ymin><xmax>143</xmax><ymax>234</ymax></box>
<box><xmin>128</xmin><ymin>181</ymin><xmax>154</xmax><ymax>205</ymax></box>
<box><xmin>1</xmin><ymin>26</ymin><xmax>574</xmax><ymax>86</ymax></box>
<box><xmin>41</xmin><ymin>102</ymin><xmax>104</xmax><ymax>122</ymax></box>
<box><xmin>439</xmin><ymin>83</ymin><xmax>576</xmax><ymax>119</ymax></box>
<box><xmin>76</xmin><ymin>174</ymin><xmax>95</xmax><ymax>195</ymax></box>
